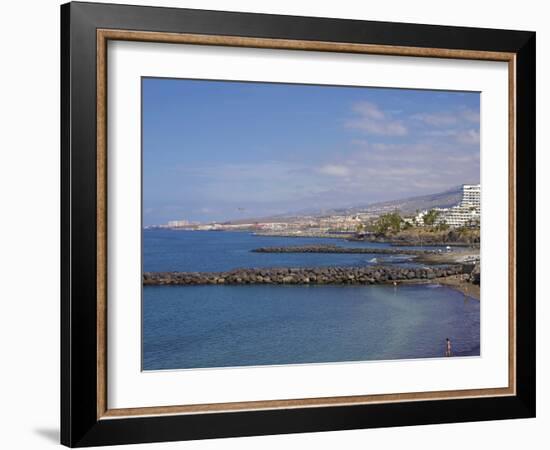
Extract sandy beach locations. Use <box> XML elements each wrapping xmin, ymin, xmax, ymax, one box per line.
<box><xmin>408</xmin><ymin>248</ymin><xmax>480</xmax><ymax>299</ymax></box>
<box><xmin>399</xmin><ymin>275</ymin><xmax>480</xmax><ymax>300</ymax></box>
<box><xmin>435</xmin><ymin>275</ymin><xmax>480</xmax><ymax>300</ymax></box>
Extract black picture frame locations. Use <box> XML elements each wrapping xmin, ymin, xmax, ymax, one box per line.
<box><xmin>61</xmin><ymin>1</ymin><xmax>535</xmax><ymax>447</ymax></box>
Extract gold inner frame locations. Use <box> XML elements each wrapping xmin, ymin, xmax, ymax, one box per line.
<box><xmin>96</xmin><ymin>29</ymin><xmax>517</xmax><ymax>420</ymax></box>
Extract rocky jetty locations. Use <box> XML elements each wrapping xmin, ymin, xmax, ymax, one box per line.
<box><xmin>251</xmin><ymin>245</ymin><xmax>436</xmax><ymax>255</ymax></box>
<box><xmin>143</xmin><ymin>265</ymin><xmax>464</xmax><ymax>286</ymax></box>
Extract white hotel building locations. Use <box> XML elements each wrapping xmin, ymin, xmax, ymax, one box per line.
<box><xmin>167</xmin><ymin>219</ymin><xmax>191</xmax><ymax>228</ymax></box>
<box><xmin>416</xmin><ymin>184</ymin><xmax>480</xmax><ymax>228</ymax></box>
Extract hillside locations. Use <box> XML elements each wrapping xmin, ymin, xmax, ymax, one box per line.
<box><xmin>294</xmin><ymin>185</ymin><xmax>464</xmax><ymax>217</ymax></box>
<box><xmin>359</xmin><ymin>185</ymin><xmax>463</xmax><ymax>216</ymax></box>
<box><xmin>228</xmin><ymin>185</ymin><xmax>465</xmax><ymax>224</ymax></box>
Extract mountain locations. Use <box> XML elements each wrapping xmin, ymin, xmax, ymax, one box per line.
<box><xmin>355</xmin><ymin>185</ymin><xmax>463</xmax><ymax>216</ymax></box>
<box><xmin>227</xmin><ymin>185</ymin><xmax>465</xmax><ymax>224</ymax></box>
<box><xmin>272</xmin><ymin>185</ymin><xmax>463</xmax><ymax>218</ymax></box>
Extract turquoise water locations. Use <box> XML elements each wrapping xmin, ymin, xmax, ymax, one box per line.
<box><xmin>143</xmin><ymin>284</ymin><xmax>480</xmax><ymax>370</ymax></box>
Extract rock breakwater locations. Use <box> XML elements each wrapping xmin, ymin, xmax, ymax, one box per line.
<box><xmin>143</xmin><ymin>265</ymin><xmax>464</xmax><ymax>286</ymax></box>
<box><xmin>251</xmin><ymin>245</ymin><xmax>437</xmax><ymax>255</ymax></box>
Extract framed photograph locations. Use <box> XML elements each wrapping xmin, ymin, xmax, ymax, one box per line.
<box><xmin>61</xmin><ymin>2</ymin><xmax>536</xmax><ymax>447</ymax></box>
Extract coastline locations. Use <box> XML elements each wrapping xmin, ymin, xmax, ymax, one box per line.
<box><xmin>402</xmin><ymin>275</ymin><xmax>480</xmax><ymax>300</ymax></box>
<box><xmin>253</xmin><ymin>231</ymin><xmax>354</xmax><ymax>239</ymax></box>
<box><xmin>143</xmin><ymin>230</ymin><xmax>480</xmax><ymax>299</ymax></box>
<box><xmin>252</xmin><ymin>230</ymin><xmax>480</xmax><ymax>248</ymax></box>
<box><xmin>413</xmin><ymin>248</ymin><xmax>480</xmax><ymax>265</ymax></box>
<box><xmin>436</xmin><ymin>275</ymin><xmax>480</xmax><ymax>300</ymax></box>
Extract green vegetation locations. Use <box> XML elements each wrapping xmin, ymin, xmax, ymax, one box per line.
<box><xmin>436</xmin><ymin>221</ymin><xmax>449</xmax><ymax>231</ymax></box>
<box><xmin>394</xmin><ymin>226</ymin><xmax>479</xmax><ymax>244</ymax></box>
<box><xmin>373</xmin><ymin>212</ymin><xmax>403</xmax><ymax>234</ymax></box>
<box><xmin>363</xmin><ymin>209</ymin><xmax>479</xmax><ymax>244</ymax></box>
<box><xmin>422</xmin><ymin>209</ymin><xmax>440</xmax><ymax>226</ymax></box>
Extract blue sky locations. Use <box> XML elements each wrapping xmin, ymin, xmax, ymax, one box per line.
<box><xmin>143</xmin><ymin>78</ymin><xmax>480</xmax><ymax>225</ymax></box>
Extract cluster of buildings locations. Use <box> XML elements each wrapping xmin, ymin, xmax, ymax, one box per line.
<box><xmin>318</xmin><ymin>215</ymin><xmax>362</xmax><ymax>232</ymax></box>
<box><xmin>155</xmin><ymin>215</ymin><xmax>365</xmax><ymax>233</ymax></box>
<box><xmin>414</xmin><ymin>184</ymin><xmax>480</xmax><ymax>228</ymax></box>
<box><xmin>166</xmin><ymin>219</ymin><xmax>192</xmax><ymax>228</ymax></box>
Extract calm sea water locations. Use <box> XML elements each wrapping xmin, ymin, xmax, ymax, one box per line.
<box><xmin>143</xmin><ymin>229</ymin><xmax>443</xmax><ymax>272</ymax></box>
<box><xmin>142</xmin><ymin>229</ymin><xmax>479</xmax><ymax>370</ymax></box>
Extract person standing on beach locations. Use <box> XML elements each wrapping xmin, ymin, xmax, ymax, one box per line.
<box><xmin>445</xmin><ymin>338</ymin><xmax>452</xmax><ymax>357</ymax></box>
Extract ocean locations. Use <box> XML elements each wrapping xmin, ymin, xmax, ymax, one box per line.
<box><xmin>142</xmin><ymin>229</ymin><xmax>480</xmax><ymax>370</ymax></box>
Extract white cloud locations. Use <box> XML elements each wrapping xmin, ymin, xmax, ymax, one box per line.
<box><xmin>461</xmin><ymin>108</ymin><xmax>480</xmax><ymax>123</ymax></box>
<box><xmin>345</xmin><ymin>101</ymin><xmax>407</xmax><ymax>136</ymax></box>
<box><xmin>423</xmin><ymin>130</ymin><xmax>458</xmax><ymax>137</ymax></box>
<box><xmin>317</xmin><ymin>164</ymin><xmax>351</xmax><ymax>177</ymax></box>
<box><xmin>353</xmin><ymin>101</ymin><xmax>385</xmax><ymax>120</ymax></box>
<box><xmin>413</xmin><ymin>112</ymin><xmax>458</xmax><ymax>126</ymax></box>
<box><xmin>423</xmin><ymin>128</ymin><xmax>480</xmax><ymax>145</ymax></box>
<box><xmin>413</xmin><ymin>108</ymin><xmax>480</xmax><ymax>127</ymax></box>
<box><xmin>456</xmin><ymin>129</ymin><xmax>480</xmax><ymax>145</ymax></box>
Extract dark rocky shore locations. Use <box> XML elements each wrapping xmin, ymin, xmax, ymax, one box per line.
<box><xmin>143</xmin><ymin>265</ymin><xmax>465</xmax><ymax>286</ymax></box>
<box><xmin>252</xmin><ymin>245</ymin><xmax>436</xmax><ymax>255</ymax></box>
<box><xmin>387</xmin><ymin>241</ymin><xmax>479</xmax><ymax>248</ymax></box>
<box><xmin>347</xmin><ymin>233</ymin><xmax>480</xmax><ymax>247</ymax></box>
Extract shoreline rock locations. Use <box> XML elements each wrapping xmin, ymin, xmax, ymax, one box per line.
<box><xmin>251</xmin><ymin>245</ymin><xmax>437</xmax><ymax>255</ymax></box>
<box><xmin>143</xmin><ymin>265</ymin><xmax>465</xmax><ymax>286</ymax></box>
